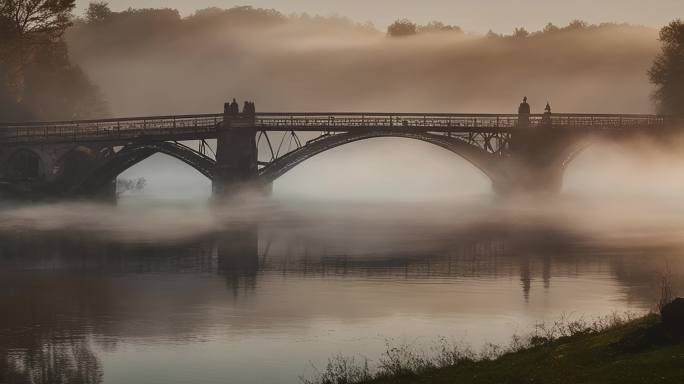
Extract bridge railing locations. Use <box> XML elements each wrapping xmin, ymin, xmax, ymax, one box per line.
<box><xmin>254</xmin><ymin>113</ymin><xmax>671</xmax><ymax>131</ymax></box>
<box><xmin>254</xmin><ymin>113</ymin><xmax>523</xmax><ymax>130</ymax></box>
<box><xmin>547</xmin><ymin>115</ymin><xmax>667</xmax><ymax>129</ymax></box>
<box><xmin>0</xmin><ymin>112</ymin><xmax>674</xmax><ymax>145</ymax></box>
<box><xmin>0</xmin><ymin>114</ymin><xmax>223</xmax><ymax>144</ymax></box>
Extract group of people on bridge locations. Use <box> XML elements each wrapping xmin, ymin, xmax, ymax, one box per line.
<box><xmin>518</xmin><ymin>97</ymin><xmax>552</xmax><ymax>115</ymax></box>
<box><xmin>225</xmin><ymin>99</ymin><xmax>256</xmax><ymax>117</ymax></box>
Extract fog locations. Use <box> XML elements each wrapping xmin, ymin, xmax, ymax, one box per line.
<box><xmin>65</xmin><ymin>11</ymin><xmax>659</xmax><ymax>116</ymax></box>
<box><xmin>5</xmin><ymin>6</ymin><xmax>684</xmax><ymax>251</ymax></box>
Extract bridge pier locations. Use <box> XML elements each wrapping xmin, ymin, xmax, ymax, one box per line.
<box><xmin>213</xmin><ymin>103</ymin><xmax>259</xmax><ymax>199</ymax></box>
<box><xmin>493</xmin><ymin>102</ymin><xmax>585</xmax><ymax>196</ymax></box>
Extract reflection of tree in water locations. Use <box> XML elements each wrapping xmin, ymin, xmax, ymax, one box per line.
<box><xmin>1</xmin><ymin>336</ymin><xmax>102</xmax><ymax>384</ymax></box>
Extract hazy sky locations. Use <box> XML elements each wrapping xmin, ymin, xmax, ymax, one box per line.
<box><xmin>75</xmin><ymin>0</ymin><xmax>684</xmax><ymax>33</ymax></box>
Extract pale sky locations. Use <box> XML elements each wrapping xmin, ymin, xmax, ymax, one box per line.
<box><xmin>75</xmin><ymin>0</ymin><xmax>684</xmax><ymax>33</ymax></box>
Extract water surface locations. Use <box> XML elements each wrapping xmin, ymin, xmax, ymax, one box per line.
<box><xmin>1</xmin><ymin>197</ymin><xmax>682</xmax><ymax>383</ymax></box>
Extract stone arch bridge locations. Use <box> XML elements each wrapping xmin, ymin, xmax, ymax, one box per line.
<box><xmin>0</xmin><ymin>102</ymin><xmax>679</xmax><ymax>199</ymax></box>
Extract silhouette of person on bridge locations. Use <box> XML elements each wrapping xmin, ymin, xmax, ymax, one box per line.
<box><xmin>542</xmin><ymin>101</ymin><xmax>552</xmax><ymax>127</ymax></box>
<box><xmin>243</xmin><ymin>101</ymin><xmax>255</xmax><ymax>117</ymax></box>
<box><xmin>230</xmin><ymin>99</ymin><xmax>239</xmax><ymax>116</ymax></box>
<box><xmin>518</xmin><ymin>96</ymin><xmax>531</xmax><ymax>115</ymax></box>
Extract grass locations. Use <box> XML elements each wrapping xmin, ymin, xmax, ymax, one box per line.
<box><xmin>303</xmin><ymin>313</ymin><xmax>684</xmax><ymax>384</ymax></box>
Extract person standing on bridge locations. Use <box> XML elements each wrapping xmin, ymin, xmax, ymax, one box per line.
<box><xmin>518</xmin><ymin>97</ymin><xmax>531</xmax><ymax>114</ymax></box>
<box><xmin>230</xmin><ymin>99</ymin><xmax>239</xmax><ymax>116</ymax></box>
<box><xmin>518</xmin><ymin>97</ymin><xmax>531</xmax><ymax>128</ymax></box>
<box><xmin>542</xmin><ymin>102</ymin><xmax>552</xmax><ymax>127</ymax></box>
<box><xmin>243</xmin><ymin>101</ymin><xmax>256</xmax><ymax>117</ymax></box>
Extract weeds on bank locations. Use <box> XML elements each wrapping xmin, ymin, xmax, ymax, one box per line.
<box><xmin>301</xmin><ymin>312</ymin><xmax>639</xmax><ymax>384</ymax></box>
<box><xmin>656</xmin><ymin>261</ymin><xmax>677</xmax><ymax>313</ymax></box>
<box><xmin>301</xmin><ymin>355</ymin><xmax>372</xmax><ymax>384</ymax></box>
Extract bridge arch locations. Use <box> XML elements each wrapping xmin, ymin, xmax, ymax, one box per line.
<box><xmin>3</xmin><ymin>148</ymin><xmax>45</xmax><ymax>181</ymax></box>
<box><xmin>75</xmin><ymin>141</ymin><xmax>215</xmax><ymax>195</ymax></box>
<box><xmin>258</xmin><ymin>131</ymin><xmax>508</xmax><ymax>190</ymax></box>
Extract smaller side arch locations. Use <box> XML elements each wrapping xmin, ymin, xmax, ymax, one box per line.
<box><xmin>74</xmin><ymin>142</ymin><xmax>216</xmax><ymax>195</ymax></box>
<box><xmin>3</xmin><ymin>148</ymin><xmax>45</xmax><ymax>181</ymax></box>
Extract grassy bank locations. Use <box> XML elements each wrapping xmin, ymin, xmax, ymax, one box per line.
<box><xmin>305</xmin><ymin>314</ymin><xmax>684</xmax><ymax>384</ymax></box>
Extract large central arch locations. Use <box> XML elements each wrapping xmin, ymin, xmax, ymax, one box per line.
<box><xmin>75</xmin><ymin>141</ymin><xmax>215</xmax><ymax>195</ymax></box>
<box><xmin>258</xmin><ymin>131</ymin><xmax>508</xmax><ymax>187</ymax></box>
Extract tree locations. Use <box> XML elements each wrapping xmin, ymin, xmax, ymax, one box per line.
<box><xmin>418</xmin><ymin>21</ymin><xmax>463</xmax><ymax>34</ymax></box>
<box><xmin>565</xmin><ymin>19</ymin><xmax>588</xmax><ymax>31</ymax></box>
<box><xmin>85</xmin><ymin>1</ymin><xmax>112</xmax><ymax>24</ymax></box>
<box><xmin>387</xmin><ymin>18</ymin><xmax>416</xmax><ymax>37</ymax></box>
<box><xmin>0</xmin><ymin>0</ymin><xmax>76</xmax><ymax>100</ymax></box>
<box><xmin>512</xmin><ymin>27</ymin><xmax>529</xmax><ymax>38</ymax></box>
<box><xmin>485</xmin><ymin>29</ymin><xmax>500</xmax><ymax>39</ymax></box>
<box><xmin>0</xmin><ymin>0</ymin><xmax>107</xmax><ymax>121</ymax></box>
<box><xmin>0</xmin><ymin>0</ymin><xmax>75</xmax><ymax>40</ymax></box>
<box><xmin>649</xmin><ymin>20</ymin><xmax>684</xmax><ymax>115</ymax></box>
<box><xmin>543</xmin><ymin>22</ymin><xmax>559</xmax><ymax>34</ymax></box>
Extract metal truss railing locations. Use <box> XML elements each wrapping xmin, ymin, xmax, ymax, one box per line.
<box><xmin>0</xmin><ymin>112</ymin><xmax>672</xmax><ymax>146</ymax></box>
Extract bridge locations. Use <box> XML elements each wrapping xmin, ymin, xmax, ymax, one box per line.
<box><xmin>0</xmin><ymin>99</ymin><xmax>679</xmax><ymax>199</ymax></box>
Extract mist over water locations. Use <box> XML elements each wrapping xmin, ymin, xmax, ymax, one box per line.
<box><xmin>4</xmin><ymin>7</ymin><xmax>684</xmax><ymax>384</ymax></box>
<box><xmin>3</xmin><ymin>162</ymin><xmax>684</xmax><ymax>384</ymax></box>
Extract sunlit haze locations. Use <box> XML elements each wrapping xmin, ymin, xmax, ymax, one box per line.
<box><xmin>2</xmin><ymin>1</ymin><xmax>684</xmax><ymax>383</ymax></box>
<box><xmin>76</xmin><ymin>0</ymin><xmax>684</xmax><ymax>33</ymax></box>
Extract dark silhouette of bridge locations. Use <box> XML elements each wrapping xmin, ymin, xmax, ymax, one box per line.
<box><xmin>0</xmin><ymin>99</ymin><xmax>679</xmax><ymax>198</ymax></box>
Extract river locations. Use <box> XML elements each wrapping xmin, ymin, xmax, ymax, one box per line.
<box><xmin>1</xmin><ymin>196</ymin><xmax>682</xmax><ymax>383</ymax></box>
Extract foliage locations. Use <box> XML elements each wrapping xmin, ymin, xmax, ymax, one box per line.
<box><xmin>301</xmin><ymin>312</ymin><xmax>652</xmax><ymax>384</ymax></box>
<box><xmin>116</xmin><ymin>177</ymin><xmax>147</xmax><ymax>195</ymax></box>
<box><xmin>543</xmin><ymin>22</ymin><xmax>560</xmax><ymax>33</ymax></box>
<box><xmin>0</xmin><ymin>0</ymin><xmax>75</xmax><ymax>40</ymax></box>
<box><xmin>417</xmin><ymin>21</ymin><xmax>463</xmax><ymax>34</ymax></box>
<box><xmin>0</xmin><ymin>0</ymin><xmax>106</xmax><ymax>121</ymax></box>
<box><xmin>657</xmin><ymin>262</ymin><xmax>677</xmax><ymax>312</ymax></box>
<box><xmin>85</xmin><ymin>1</ymin><xmax>112</xmax><ymax>24</ymax></box>
<box><xmin>301</xmin><ymin>355</ymin><xmax>372</xmax><ymax>384</ymax></box>
<box><xmin>512</xmin><ymin>27</ymin><xmax>529</xmax><ymax>38</ymax></box>
<box><xmin>566</xmin><ymin>19</ymin><xmax>589</xmax><ymax>30</ymax></box>
<box><xmin>387</xmin><ymin>19</ymin><xmax>463</xmax><ymax>37</ymax></box>
<box><xmin>649</xmin><ymin>19</ymin><xmax>684</xmax><ymax>115</ymax></box>
<box><xmin>387</xmin><ymin>18</ymin><xmax>417</xmax><ymax>37</ymax></box>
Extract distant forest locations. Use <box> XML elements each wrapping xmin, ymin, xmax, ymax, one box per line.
<box><xmin>1</xmin><ymin>2</ymin><xmax>682</xmax><ymax>121</ymax></box>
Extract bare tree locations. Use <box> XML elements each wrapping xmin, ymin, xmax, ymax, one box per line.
<box><xmin>0</xmin><ymin>0</ymin><xmax>75</xmax><ymax>41</ymax></box>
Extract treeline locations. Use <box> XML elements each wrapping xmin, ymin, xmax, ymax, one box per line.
<box><xmin>65</xmin><ymin>3</ymin><xmax>660</xmax><ymax>116</ymax></box>
<box><xmin>2</xmin><ymin>2</ymin><xmax>682</xmax><ymax>119</ymax></box>
<box><xmin>0</xmin><ymin>0</ymin><xmax>107</xmax><ymax>122</ymax></box>
<box><xmin>68</xmin><ymin>4</ymin><xmax>376</xmax><ymax>55</ymax></box>
<box><xmin>386</xmin><ymin>18</ymin><xmax>642</xmax><ymax>38</ymax></box>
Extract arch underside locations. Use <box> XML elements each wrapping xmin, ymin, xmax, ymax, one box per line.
<box><xmin>75</xmin><ymin>131</ymin><xmax>508</xmax><ymax>195</ymax></box>
<box><xmin>258</xmin><ymin>131</ymin><xmax>506</xmax><ymax>185</ymax></box>
<box><xmin>76</xmin><ymin>142</ymin><xmax>215</xmax><ymax>194</ymax></box>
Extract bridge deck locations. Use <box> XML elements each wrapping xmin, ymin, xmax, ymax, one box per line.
<box><xmin>0</xmin><ymin>113</ymin><xmax>670</xmax><ymax>146</ymax></box>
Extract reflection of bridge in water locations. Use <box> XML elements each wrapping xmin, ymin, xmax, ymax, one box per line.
<box><xmin>1</xmin><ymin>222</ymin><xmax>678</xmax><ymax>382</ymax></box>
<box><xmin>1</xmin><ymin>99</ymin><xmax>680</xmax><ymax>198</ymax></box>
<box><xmin>0</xmin><ymin>222</ymin><xmax>670</xmax><ymax>302</ymax></box>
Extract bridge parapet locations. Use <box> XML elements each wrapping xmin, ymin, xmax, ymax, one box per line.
<box><xmin>0</xmin><ymin>112</ymin><xmax>673</xmax><ymax>146</ymax></box>
<box><xmin>0</xmin><ymin>114</ymin><xmax>223</xmax><ymax>146</ymax></box>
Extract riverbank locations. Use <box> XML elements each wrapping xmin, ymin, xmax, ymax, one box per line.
<box><xmin>367</xmin><ymin>314</ymin><xmax>683</xmax><ymax>384</ymax></box>
<box><xmin>305</xmin><ymin>313</ymin><xmax>684</xmax><ymax>384</ymax></box>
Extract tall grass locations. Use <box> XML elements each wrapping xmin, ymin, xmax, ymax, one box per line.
<box><xmin>301</xmin><ymin>312</ymin><xmax>638</xmax><ymax>384</ymax></box>
<box><xmin>657</xmin><ymin>261</ymin><xmax>677</xmax><ymax>313</ymax></box>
